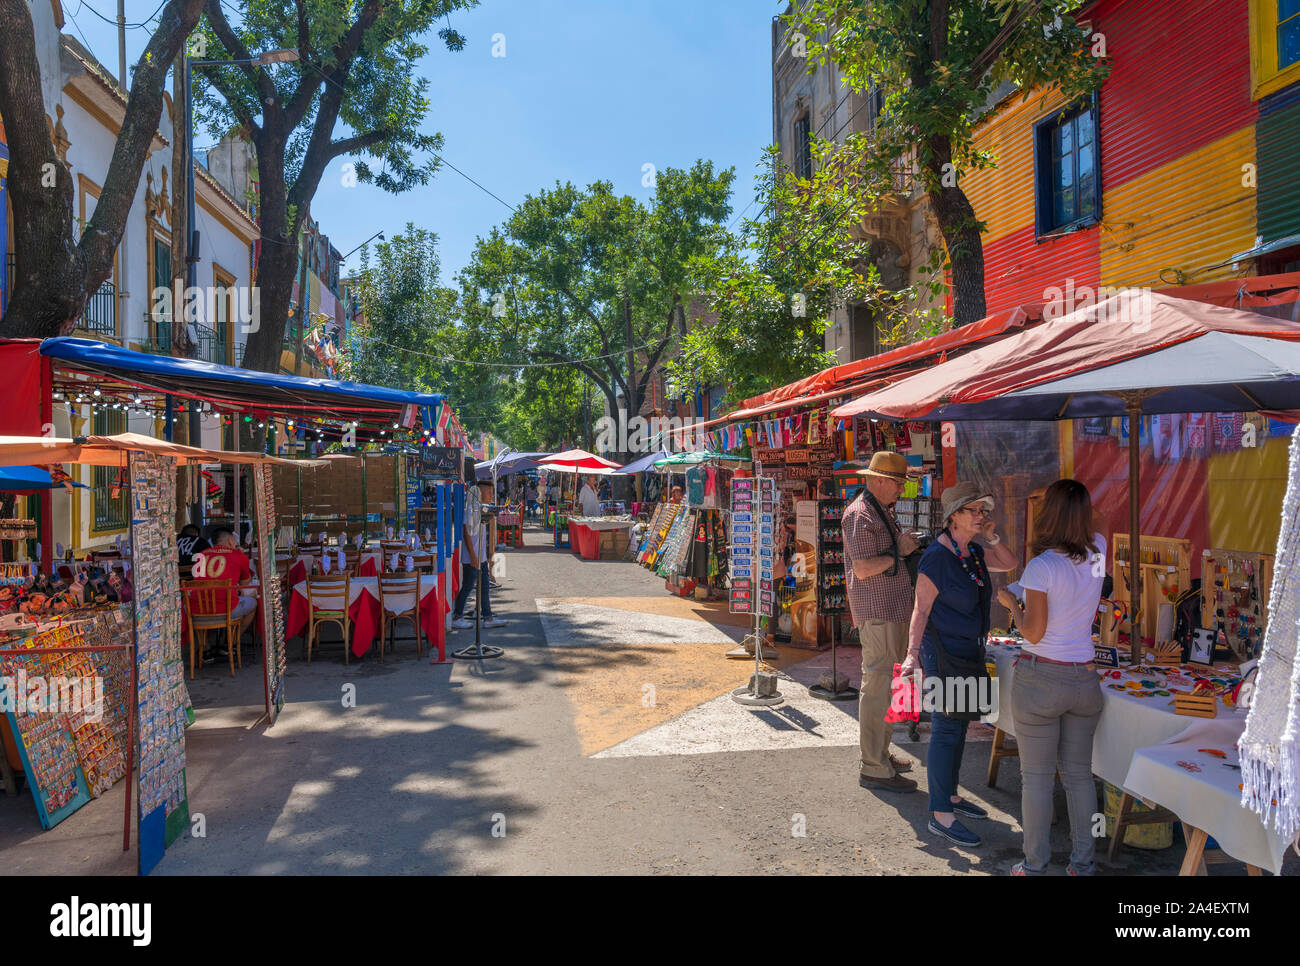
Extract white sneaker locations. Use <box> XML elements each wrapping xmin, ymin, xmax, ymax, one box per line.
<box><xmin>481</xmin><ymin>617</ymin><xmax>507</xmax><ymax>628</ymax></box>
<box><xmin>450</xmin><ymin>617</ymin><xmax>474</xmax><ymax>629</ymax></box>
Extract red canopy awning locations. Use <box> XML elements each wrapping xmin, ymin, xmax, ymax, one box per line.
<box><xmin>832</xmin><ymin>290</ymin><xmax>1300</xmax><ymax>421</ymax></box>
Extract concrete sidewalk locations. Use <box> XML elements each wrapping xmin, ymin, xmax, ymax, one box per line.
<box><xmin>2</xmin><ymin>525</ymin><xmax>1282</xmax><ymax>875</ymax></box>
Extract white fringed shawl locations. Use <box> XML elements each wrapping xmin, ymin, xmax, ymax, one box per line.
<box><xmin>1239</xmin><ymin>424</ymin><xmax>1300</xmax><ymax>841</ymax></box>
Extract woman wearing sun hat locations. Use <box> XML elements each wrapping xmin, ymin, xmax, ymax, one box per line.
<box><xmin>900</xmin><ymin>481</ymin><xmax>1020</xmax><ymax>848</ymax></box>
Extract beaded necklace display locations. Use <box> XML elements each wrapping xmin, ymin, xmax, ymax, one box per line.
<box><xmin>941</xmin><ymin>528</ymin><xmax>986</xmax><ymax>588</ymax></box>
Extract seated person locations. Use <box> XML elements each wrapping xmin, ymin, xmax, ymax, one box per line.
<box><xmin>177</xmin><ymin>524</ymin><xmax>210</xmax><ymax>580</ymax></box>
<box><xmin>193</xmin><ymin>528</ymin><xmax>257</xmax><ymax>653</ymax></box>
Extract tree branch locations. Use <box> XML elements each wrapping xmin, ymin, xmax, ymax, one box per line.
<box><xmin>284</xmin><ymin>0</ymin><xmax>383</xmax><ymax>130</ymax></box>
<box><xmin>202</xmin><ymin>0</ymin><xmax>277</xmax><ymax>107</ymax></box>
<box><xmin>324</xmin><ymin>129</ymin><xmax>391</xmax><ymax>162</ymax></box>
<box><xmin>967</xmin><ymin>0</ymin><xmax>1042</xmax><ymax>85</ymax></box>
<box><xmin>194</xmin><ymin>60</ymin><xmax>259</xmax><ymax>137</ymax></box>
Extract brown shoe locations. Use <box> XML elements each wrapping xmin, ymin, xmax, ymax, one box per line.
<box><xmin>859</xmin><ymin>773</ymin><xmax>918</xmax><ymax>792</ymax></box>
<box><xmin>890</xmin><ymin>755</ymin><xmax>914</xmax><ymax>773</ymax></box>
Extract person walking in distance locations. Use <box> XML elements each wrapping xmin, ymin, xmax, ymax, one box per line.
<box><xmin>843</xmin><ymin>452</ymin><xmax>921</xmax><ymax>792</ymax></box>
<box><xmin>451</xmin><ymin>459</ymin><xmax>507</xmax><ymax>629</ymax></box>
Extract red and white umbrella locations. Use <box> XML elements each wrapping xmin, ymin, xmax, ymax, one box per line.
<box><xmin>536</xmin><ymin>449</ymin><xmax>623</xmax><ymax>475</ymax></box>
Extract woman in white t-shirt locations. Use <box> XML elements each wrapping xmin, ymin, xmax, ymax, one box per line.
<box><xmin>996</xmin><ymin>479</ymin><xmax>1106</xmax><ymax>877</ymax></box>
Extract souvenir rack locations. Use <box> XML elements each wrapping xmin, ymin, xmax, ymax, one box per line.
<box><xmin>1200</xmin><ymin>547</ymin><xmax>1273</xmax><ymax>662</ymax></box>
<box><xmin>1112</xmin><ymin>534</ymin><xmax>1192</xmax><ymax>642</ymax></box>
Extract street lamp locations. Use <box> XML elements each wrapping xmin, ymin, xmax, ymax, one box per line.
<box><xmin>342</xmin><ymin>231</ymin><xmax>385</xmax><ymax>261</ymax></box>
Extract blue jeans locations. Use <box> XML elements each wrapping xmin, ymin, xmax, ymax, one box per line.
<box><xmin>923</xmin><ymin>644</ymin><xmax>970</xmax><ymax>813</ymax></box>
<box><xmin>452</xmin><ymin>561</ymin><xmax>492</xmax><ymax>619</ymax></box>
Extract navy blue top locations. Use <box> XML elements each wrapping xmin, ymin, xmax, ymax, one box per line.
<box><xmin>918</xmin><ymin>535</ymin><xmax>990</xmax><ymax>672</ymax></box>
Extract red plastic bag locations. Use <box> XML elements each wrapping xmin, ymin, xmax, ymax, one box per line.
<box><xmin>884</xmin><ymin>662</ymin><xmax>921</xmax><ymax>722</ymax></box>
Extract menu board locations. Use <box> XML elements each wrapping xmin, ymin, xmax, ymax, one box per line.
<box><xmin>253</xmin><ymin>464</ymin><xmax>286</xmax><ymax>723</ymax></box>
<box><xmin>420</xmin><ymin>445</ymin><xmax>462</xmax><ymax>480</ymax></box>
<box><xmin>404</xmin><ymin>454</ymin><xmax>423</xmax><ymax>530</ymax></box>
<box><xmin>730</xmin><ymin>476</ymin><xmax>778</xmax><ymax>615</ymax></box>
<box><xmin>129</xmin><ymin>451</ymin><xmax>190</xmax><ymax>874</ymax></box>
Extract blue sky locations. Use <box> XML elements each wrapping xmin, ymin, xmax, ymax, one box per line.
<box><xmin>64</xmin><ymin>0</ymin><xmax>784</xmax><ymax>282</ymax></box>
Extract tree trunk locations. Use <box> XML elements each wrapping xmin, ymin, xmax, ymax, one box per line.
<box><xmin>0</xmin><ymin>0</ymin><xmax>205</xmax><ymax>338</ymax></box>
<box><xmin>925</xmin><ymin>136</ymin><xmax>987</xmax><ymax>326</ymax></box>
<box><xmin>242</xmin><ymin>147</ymin><xmax>299</xmax><ymax>374</ymax></box>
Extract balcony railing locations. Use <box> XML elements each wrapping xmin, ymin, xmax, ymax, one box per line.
<box><xmin>194</xmin><ymin>324</ymin><xmax>235</xmax><ymax>365</ymax></box>
<box><xmin>142</xmin><ymin>316</ymin><xmax>173</xmax><ymax>355</ymax></box>
<box><xmin>77</xmin><ymin>279</ymin><xmax>117</xmax><ymax>337</ymax></box>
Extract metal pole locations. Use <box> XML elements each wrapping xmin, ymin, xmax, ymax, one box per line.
<box><xmin>183</xmin><ymin>54</ymin><xmax>202</xmax><ymax>524</ymax></box>
<box><xmin>1127</xmin><ymin>395</ymin><xmax>1142</xmax><ymax>665</ymax></box>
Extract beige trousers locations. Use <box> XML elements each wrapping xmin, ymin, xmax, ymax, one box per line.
<box><xmin>858</xmin><ymin>618</ymin><xmax>909</xmax><ymax>778</ymax></box>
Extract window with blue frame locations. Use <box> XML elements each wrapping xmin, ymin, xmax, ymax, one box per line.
<box><xmin>1033</xmin><ymin>95</ymin><xmax>1100</xmax><ymax>237</ymax></box>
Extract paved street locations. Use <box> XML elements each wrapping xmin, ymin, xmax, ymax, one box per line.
<box><xmin>7</xmin><ymin>525</ymin><xmax>1272</xmax><ymax>876</ymax></box>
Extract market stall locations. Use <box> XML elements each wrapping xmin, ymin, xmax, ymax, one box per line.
<box><xmin>0</xmin><ymin>433</ymin><xmax>308</xmax><ymax>874</ymax></box>
<box><xmin>831</xmin><ymin>289</ymin><xmax>1300</xmax><ymax>873</ymax></box>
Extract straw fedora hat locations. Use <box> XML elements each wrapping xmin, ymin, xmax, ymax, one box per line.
<box><xmin>858</xmin><ymin>451</ymin><xmax>919</xmax><ymax>482</ymax></box>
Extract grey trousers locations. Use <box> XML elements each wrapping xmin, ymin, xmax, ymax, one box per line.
<box><xmin>1011</xmin><ymin>658</ymin><xmax>1103</xmax><ymax>873</ymax></box>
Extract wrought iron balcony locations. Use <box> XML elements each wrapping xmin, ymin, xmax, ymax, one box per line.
<box><xmin>77</xmin><ymin>279</ymin><xmax>117</xmax><ymax>337</ymax></box>
<box><xmin>142</xmin><ymin>316</ymin><xmax>174</xmax><ymax>355</ymax></box>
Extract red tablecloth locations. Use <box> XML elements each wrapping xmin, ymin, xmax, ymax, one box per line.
<box><xmin>286</xmin><ymin>577</ymin><xmax>445</xmax><ymax>658</ymax></box>
<box><xmin>569</xmin><ymin>523</ymin><xmax>601</xmax><ymax>560</ymax></box>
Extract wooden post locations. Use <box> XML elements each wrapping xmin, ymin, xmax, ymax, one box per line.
<box><xmin>1125</xmin><ymin>394</ymin><xmax>1144</xmax><ymax>665</ymax></box>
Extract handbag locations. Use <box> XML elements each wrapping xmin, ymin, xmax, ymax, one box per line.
<box><xmin>927</xmin><ymin>619</ymin><xmax>993</xmax><ymax>721</ymax></box>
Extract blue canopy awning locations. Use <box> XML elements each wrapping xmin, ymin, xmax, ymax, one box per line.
<box><xmin>40</xmin><ymin>337</ymin><xmax>445</xmax><ymax>417</ymax></box>
<box><xmin>612</xmin><ymin>450</ymin><xmax>669</xmax><ymax>474</ymax></box>
<box><xmin>0</xmin><ymin>465</ymin><xmax>88</xmax><ymax>491</ymax></box>
<box><xmin>474</xmin><ymin>452</ymin><xmax>552</xmax><ymax>479</ymax></box>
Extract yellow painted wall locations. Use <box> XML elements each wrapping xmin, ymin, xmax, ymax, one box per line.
<box><xmin>1099</xmin><ymin>125</ymin><xmax>1257</xmax><ymax>289</ymax></box>
<box><xmin>964</xmin><ymin>86</ymin><xmax>1069</xmax><ymax>245</ymax></box>
<box><xmin>1206</xmin><ymin>435</ymin><xmax>1290</xmax><ymax>555</ymax></box>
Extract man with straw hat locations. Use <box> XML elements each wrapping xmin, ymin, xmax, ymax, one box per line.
<box><xmin>843</xmin><ymin>451</ymin><xmax>922</xmax><ymax>792</ymax></box>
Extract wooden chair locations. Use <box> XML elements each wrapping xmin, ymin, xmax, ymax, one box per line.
<box><xmin>305</xmin><ymin>574</ymin><xmax>352</xmax><ymax>664</ymax></box>
<box><xmin>410</xmin><ymin>553</ymin><xmax>434</xmax><ymax>574</ymax></box>
<box><xmin>342</xmin><ymin>548</ymin><xmax>361</xmax><ymax>574</ymax></box>
<box><xmin>182</xmin><ymin>579</ymin><xmax>241</xmax><ymax>678</ymax></box>
<box><xmin>378</xmin><ymin>572</ymin><xmax>422</xmax><ymax>661</ymax></box>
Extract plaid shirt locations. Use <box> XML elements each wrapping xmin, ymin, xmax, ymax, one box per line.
<box><xmin>842</xmin><ymin>490</ymin><xmax>913</xmax><ymax>624</ymax></box>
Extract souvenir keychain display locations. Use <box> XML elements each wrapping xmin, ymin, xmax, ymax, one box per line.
<box><xmin>809</xmin><ymin>497</ymin><xmax>856</xmax><ymax>701</ymax></box>
<box><xmin>1200</xmin><ymin>548</ymin><xmax>1272</xmax><ymax>662</ymax></box>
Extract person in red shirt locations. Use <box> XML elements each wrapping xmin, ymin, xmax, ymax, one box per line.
<box><xmin>194</xmin><ymin>528</ymin><xmax>257</xmax><ymax>641</ymax></box>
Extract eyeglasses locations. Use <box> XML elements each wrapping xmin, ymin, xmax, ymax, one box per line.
<box><xmin>960</xmin><ymin>505</ymin><xmax>991</xmax><ymax>517</ymax></box>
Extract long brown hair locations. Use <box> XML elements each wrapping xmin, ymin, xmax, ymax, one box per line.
<box><xmin>1032</xmin><ymin>478</ymin><xmax>1098</xmax><ymax>562</ymax></box>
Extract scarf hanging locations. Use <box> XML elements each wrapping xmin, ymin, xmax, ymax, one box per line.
<box><xmin>1240</xmin><ymin>425</ymin><xmax>1300</xmax><ymax>841</ymax></box>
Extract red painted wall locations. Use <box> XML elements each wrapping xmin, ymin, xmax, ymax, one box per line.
<box><xmin>983</xmin><ymin>224</ymin><xmax>1102</xmax><ymax>314</ymax></box>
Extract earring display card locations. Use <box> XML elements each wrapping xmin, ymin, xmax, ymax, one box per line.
<box><xmin>129</xmin><ymin>452</ymin><xmax>190</xmax><ymax>866</ymax></box>
<box><xmin>253</xmin><ymin>464</ymin><xmax>287</xmax><ymax>721</ymax></box>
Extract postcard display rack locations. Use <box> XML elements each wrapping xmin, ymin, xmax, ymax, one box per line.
<box><xmin>129</xmin><ymin>451</ymin><xmax>191</xmax><ymax>874</ymax></box>
<box><xmin>253</xmin><ymin>464</ymin><xmax>287</xmax><ymax>722</ymax></box>
<box><xmin>0</xmin><ymin>613</ymin><xmax>132</xmax><ymax>829</ymax></box>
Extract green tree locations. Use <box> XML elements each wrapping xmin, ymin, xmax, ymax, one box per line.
<box><xmin>192</xmin><ymin>0</ymin><xmax>475</xmax><ymax>374</ymax></box>
<box><xmin>667</xmin><ymin>147</ymin><xmax>887</xmax><ymax>405</ymax></box>
<box><xmin>789</xmin><ymin>0</ymin><xmax>1109</xmax><ymax>325</ymax></box>
<box><xmin>0</xmin><ymin>0</ymin><xmax>206</xmax><ymax>337</ymax></box>
<box><xmin>457</xmin><ymin>161</ymin><xmax>734</xmax><ymax>451</ymax></box>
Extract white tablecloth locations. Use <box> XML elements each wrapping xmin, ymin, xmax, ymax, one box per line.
<box><xmin>567</xmin><ymin>517</ymin><xmax>635</xmax><ymax>531</ymax></box>
<box><xmin>1123</xmin><ymin>717</ymin><xmax>1290</xmax><ymax>874</ymax></box>
<box><xmin>984</xmin><ymin>641</ymin><xmax>1239</xmax><ymax>789</ymax></box>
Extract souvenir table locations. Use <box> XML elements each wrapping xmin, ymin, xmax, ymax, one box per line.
<box><xmin>983</xmin><ymin>639</ymin><xmax>1243</xmax><ymax>789</ymax></box>
<box><xmin>1122</xmin><ymin>716</ymin><xmax>1288</xmax><ymax>874</ymax></box>
<box><xmin>567</xmin><ymin>516</ymin><xmax>635</xmax><ymax>560</ymax></box>
<box><xmin>286</xmin><ymin>576</ymin><xmax>444</xmax><ymax>658</ymax></box>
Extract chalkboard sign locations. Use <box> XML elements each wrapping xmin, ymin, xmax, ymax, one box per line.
<box><xmin>420</xmin><ymin>446</ymin><xmax>462</xmax><ymax>480</ymax></box>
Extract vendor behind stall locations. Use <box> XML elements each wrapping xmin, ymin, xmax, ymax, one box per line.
<box><xmin>578</xmin><ymin>475</ymin><xmax>601</xmax><ymax>517</ymax></box>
